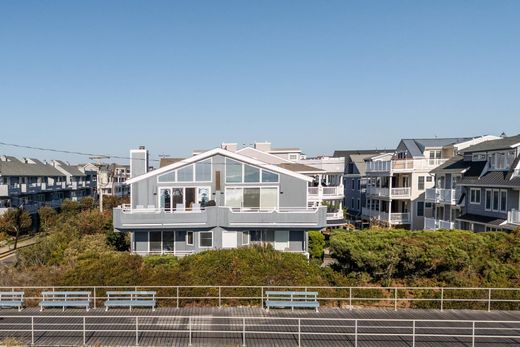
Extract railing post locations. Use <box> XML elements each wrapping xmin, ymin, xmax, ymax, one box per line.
<box><xmin>412</xmin><ymin>320</ymin><xmax>415</xmax><ymax>347</ymax></box>
<box><xmin>242</xmin><ymin>317</ymin><xmax>246</xmax><ymax>346</ymax></box>
<box><xmin>354</xmin><ymin>319</ymin><xmax>358</xmax><ymax>347</ymax></box>
<box><xmin>488</xmin><ymin>289</ymin><xmax>492</xmax><ymax>312</ymax></box>
<box><xmin>440</xmin><ymin>288</ymin><xmax>444</xmax><ymax>311</ymax></box>
<box><xmin>31</xmin><ymin>316</ymin><xmax>34</xmax><ymax>345</ymax></box>
<box><xmin>93</xmin><ymin>287</ymin><xmax>97</xmax><ymax>309</ymax></box>
<box><xmin>394</xmin><ymin>288</ymin><xmax>398</xmax><ymax>311</ymax></box>
<box><xmin>189</xmin><ymin>316</ymin><xmax>192</xmax><ymax>346</ymax></box>
<box><xmin>261</xmin><ymin>287</ymin><xmax>264</xmax><ymax>307</ymax></box>
<box><xmin>83</xmin><ymin>317</ymin><xmax>86</xmax><ymax>346</ymax></box>
<box><xmin>298</xmin><ymin>318</ymin><xmax>301</xmax><ymax>347</ymax></box>
<box><xmin>135</xmin><ymin>317</ymin><xmax>139</xmax><ymax>346</ymax></box>
<box><xmin>472</xmin><ymin>321</ymin><xmax>475</xmax><ymax>347</ymax></box>
<box><xmin>349</xmin><ymin>287</ymin><xmax>352</xmax><ymax>310</ymax></box>
<box><xmin>176</xmin><ymin>286</ymin><xmax>179</xmax><ymax>309</ymax></box>
<box><xmin>218</xmin><ymin>286</ymin><xmax>222</xmax><ymax>308</ymax></box>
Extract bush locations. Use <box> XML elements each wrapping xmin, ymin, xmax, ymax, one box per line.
<box><xmin>308</xmin><ymin>231</ymin><xmax>325</xmax><ymax>260</ymax></box>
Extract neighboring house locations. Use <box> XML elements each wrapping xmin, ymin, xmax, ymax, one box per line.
<box><xmin>82</xmin><ymin>163</ymin><xmax>131</xmax><ymax>198</ymax></box>
<box><xmin>333</xmin><ymin>150</ymin><xmax>393</xmax><ymax>222</ymax></box>
<box><xmin>450</xmin><ymin>134</ymin><xmax>520</xmax><ymax>232</ymax></box>
<box><xmin>0</xmin><ymin>155</ymin><xmax>95</xmax><ymax>215</ymax></box>
<box><xmin>362</xmin><ymin>136</ymin><xmax>496</xmax><ymax>230</ymax></box>
<box><xmin>113</xmin><ymin>146</ymin><xmax>327</xmax><ymax>256</ymax></box>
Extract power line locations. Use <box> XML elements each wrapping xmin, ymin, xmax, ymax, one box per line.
<box><xmin>0</xmin><ymin>141</ymin><xmax>158</xmax><ymax>162</ymax></box>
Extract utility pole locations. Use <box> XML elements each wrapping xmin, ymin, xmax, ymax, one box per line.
<box><xmin>89</xmin><ymin>156</ymin><xmax>110</xmax><ymax>212</ymax></box>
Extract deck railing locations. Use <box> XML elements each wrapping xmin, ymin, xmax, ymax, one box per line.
<box><xmin>2</xmin><ymin>285</ymin><xmax>520</xmax><ymax>311</ymax></box>
<box><xmin>367</xmin><ymin>158</ymin><xmax>449</xmax><ymax>173</ymax></box>
<box><xmin>0</xmin><ymin>315</ymin><xmax>518</xmax><ymax>347</ymax></box>
<box><xmin>508</xmin><ymin>210</ymin><xmax>520</xmax><ymax>225</ymax></box>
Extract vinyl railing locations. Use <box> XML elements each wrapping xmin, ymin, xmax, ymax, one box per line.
<box><xmin>508</xmin><ymin>210</ymin><xmax>520</xmax><ymax>225</ymax></box>
<box><xmin>120</xmin><ymin>205</ymin><xmax>320</xmax><ymax>214</ymax></box>
<box><xmin>2</xmin><ymin>286</ymin><xmax>520</xmax><ymax>311</ymax></box>
<box><xmin>367</xmin><ymin>159</ymin><xmax>448</xmax><ymax>173</ymax></box>
<box><xmin>424</xmin><ymin>217</ymin><xmax>455</xmax><ymax>230</ymax></box>
<box><xmin>0</xmin><ymin>315</ymin><xmax>519</xmax><ymax>347</ymax></box>
<box><xmin>307</xmin><ymin>185</ymin><xmax>344</xmax><ymax>198</ymax></box>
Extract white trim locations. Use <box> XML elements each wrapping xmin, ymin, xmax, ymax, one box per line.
<box><xmin>126</xmin><ymin>148</ymin><xmax>313</xmax><ymax>184</ymax></box>
<box><xmin>198</xmin><ymin>230</ymin><xmax>213</xmax><ymax>248</ymax></box>
<box><xmin>229</xmin><ymin>222</ymin><xmax>318</xmax><ymax>226</ymax></box>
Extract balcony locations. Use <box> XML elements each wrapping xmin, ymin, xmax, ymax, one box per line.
<box><xmin>0</xmin><ymin>184</ymin><xmax>21</xmax><ymax>197</ymax></box>
<box><xmin>361</xmin><ymin>208</ymin><xmax>411</xmax><ymax>225</ymax></box>
<box><xmin>366</xmin><ymin>158</ymin><xmax>448</xmax><ymax>175</ymax></box>
<box><xmin>366</xmin><ymin>186</ymin><xmax>411</xmax><ymax>199</ymax></box>
<box><xmin>425</xmin><ymin>188</ymin><xmax>460</xmax><ymax>205</ymax></box>
<box><xmin>424</xmin><ymin>217</ymin><xmax>455</xmax><ymax>230</ymax></box>
<box><xmin>326</xmin><ymin>210</ymin><xmax>344</xmax><ymax>221</ymax></box>
<box><xmin>307</xmin><ymin>185</ymin><xmax>344</xmax><ymax>201</ymax></box>
<box><xmin>508</xmin><ymin>210</ymin><xmax>520</xmax><ymax>225</ymax></box>
<box><xmin>114</xmin><ymin>205</ymin><xmax>327</xmax><ymax>230</ymax></box>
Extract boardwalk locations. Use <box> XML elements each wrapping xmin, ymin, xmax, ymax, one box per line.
<box><xmin>1</xmin><ymin>307</ymin><xmax>520</xmax><ymax>346</ymax></box>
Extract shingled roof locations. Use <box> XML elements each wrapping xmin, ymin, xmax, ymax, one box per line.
<box><xmin>0</xmin><ymin>156</ymin><xmax>65</xmax><ymax>177</ymax></box>
<box><xmin>462</xmin><ymin>134</ymin><xmax>520</xmax><ymax>153</ymax></box>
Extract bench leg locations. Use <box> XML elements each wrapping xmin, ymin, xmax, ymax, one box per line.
<box><xmin>40</xmin><ymin>306</ymin><xmax>43</xmax><ymax>312</ymax></box>
<box><xmin>105</xmin><ymin>306</ymin><xmax>108</xmax><ymax>312</ymax></box>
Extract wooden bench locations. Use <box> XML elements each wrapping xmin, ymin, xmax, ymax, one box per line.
<box><xmin>265</xmin><ymin>291</ymin><xmax>319</xmax><ymax>312</ymax></box>
<box><xmin>39</xmin><ymin>291</ymin><xmax>91</xmax><ymax>311</ymax></box>
<box><xmin>104</xmin><ymin>291</ymin><xmax>156</xmax><ymax>311</ymax></box>
<box><xmin>0</xmin><ymin>292</ymin><xmax>24</xmax><ymax>311</ymax></box>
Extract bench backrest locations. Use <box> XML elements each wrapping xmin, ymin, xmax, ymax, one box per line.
<box><xmin>41</xmin><ymin>291</ymin><xmax>91</xmax><ymax>301</ymax></box>
<box><xmin>265</xmin><ymin>291</ymin><xmax>318</xmax><ymax>301</ymax></box>
<box><xmin>0</xmin><ymin>292</ymin><xmax>24</xmax><ymax>301</ymax></box>
<box><xmin>106</xmin><ymin>291</ymin><xmax>156</xmax><ymax>300</ymax></box>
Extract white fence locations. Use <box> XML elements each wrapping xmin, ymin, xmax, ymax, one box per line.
<box><xmin>0</xmin><ymin>315</ymin><xmax>519</xmax><ymax>347</ymax></box>
<box><xmin>2</xmin><ymin>285</ymin><xmax>520</xmax><ymax>311</ymax></box>
<box><xmin>424</xmin><ymin>217</ymin><xmax>455</xmax><ymax>230</ymax></box>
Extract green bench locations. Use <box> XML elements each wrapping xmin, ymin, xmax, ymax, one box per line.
<box><xmin>265</xmin><ymin>291</ymin><xmax>319</xmax><ymax>312</ymax></box>
<box><xmin>39</xmin><ymin>291</ymin><xmax>91</xmax><ymax>311</ymax></box>
<box><xmin>104</xmin><ymin>291</ymin><xmax>156</xmax><ymax>311</ymax></box>
<box><xmin>0</xmin><ymin>292</ymin><xmax>24</xmax><ymax>311</ymax></box>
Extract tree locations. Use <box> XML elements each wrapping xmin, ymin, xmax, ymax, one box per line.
<box><xmin>79</xmin><ymin>197</ymin><xmax>95</xmax><ymax>211</ymax></box>
<box><xmin>38</xmin><ymin>206</ymin><xmax>57</xmax><ymax>235</ymax></box>
<box><xmin>0</xmin><ymin>208</ymin><xmax>32</xmax><ymax>250</ymax></box>
<box><xmin>60</xmin><ymin>199</ymin><xmax>80</xmax><ymax>215</ymax></box>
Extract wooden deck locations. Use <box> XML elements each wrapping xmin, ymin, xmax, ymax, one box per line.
<box><xmin>1</xmin><ymin>307</ymin><xmax>520</xmax><ymax>346</ymax></box>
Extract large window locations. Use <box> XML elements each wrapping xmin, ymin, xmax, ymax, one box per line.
<box><xmin>199</xmin><ymin>232</ymin><xmax>213</xmax><ymax>248</ymax></box>
<box><xmin>417</xmin><ymin>201</ymin><xmax>424</xmax><ymax>217</ymax></box>
<box><xmin>226</xmin><ymin>159</ymin><xmax>243</xmax><ymax>183</ymax></box>
<box><xmin>470</xmin><ymin>188</ymin><xmax>481</xmax><ymax>204</ymax></box>
<box><xmin>195</xmin><ymin>159</ymin><xmax>212</xmax><ymax>181</ymax></box>
<box><xmin>225</xmin><ymin>187</ymin><xmax>279</xmax><ymax>209</ymax></box>
<box><xmin>149</xmin><ymin>232</ymin><xmax>162</xmax><ymax>253</ymax></box>
<box><xmin>158</xmin><ymin>159</ymin><xmax>212</xmax><ymax>183</ymax></box>
<box><xmin>177</xmin><ymin>165</ymin><xmax>194</xmax><ymax>182</ymax></box>
<box><xmin>262</xmin><ymin>170</ymin><xmax>279</xmax><ymax>183</ymax></box>
<box><xmin>244</xmin><ymin>165</ymin><xmax>260</xmax><ymax>183</ymax></box>
<box><xmin>226</xmin><ymin>158</ymin><xmax>279</xmax><ymax>183</ymax></box>
<box><xmin>500</xmin><ymin>190</ymin><xmax>507</xmax><ymax>213</ymax></box>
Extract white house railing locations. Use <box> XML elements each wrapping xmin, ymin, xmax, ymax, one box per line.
<box><xmin>307</xmin><ymin>186</ymin><xmax>344</xmax><ymax>200</ymax></box>
<box><xmin>425</xmin><ymin>188</ymin><xmax>460</xmax><ymax>205</ymax></box>
<box><xmin>508</xmin><ymin>210</ymin><xmax>520</xmax><ymax>225</ymax></box>
<box><xmin>367</xmin><ymin>158</ymin><xmax>448</xmax><ymax>173</ymax></box>
<box><xmin>361</xmin><ymin>208</ymin><xmax>410</xmax><ymax>224</ymax></box>
<box><xmin>424</xmin><ymin>217</ymin><xmax>455</xmax><ymax>230</ymax></box>
<box><xmin>366</xmin><ymin>186</ymin><xmax>411</xmax><ymax>198</ymax></box>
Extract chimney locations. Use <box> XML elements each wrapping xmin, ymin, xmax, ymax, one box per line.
<box><xmin>254</xmin><ymin>142</ymin><xmax>272</xmax><ymax>152</ymax></box>
<box><xmin>221</xmin><ymin>143</ymin><xmax>238</xmax><ymax>152</ymax></box>
<box><xmin>130</xmin><ymin>146</ymin><xmax>149</xmax><ymax>178</ymax></box>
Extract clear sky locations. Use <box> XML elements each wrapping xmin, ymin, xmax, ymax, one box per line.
<box><xmin>1</xmin><ymin>1</ymin><xmax>519</xmax><ymax>164</ymax></box>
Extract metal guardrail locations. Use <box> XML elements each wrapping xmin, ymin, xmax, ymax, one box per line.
<box><xmin>1</xmin><ymin>286</ymin><xmax>520</xmax><ymax>311</ymax></box>
<box><xmin>0</xmin><ymin>315</ymin><xmax>519</xmax><ymax>347</ymax></box>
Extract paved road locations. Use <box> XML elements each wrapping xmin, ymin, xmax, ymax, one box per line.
<box><xmin>1</xmin><ymin>307</ymin><xmax>520</xmax><ymax>346</ymax></box>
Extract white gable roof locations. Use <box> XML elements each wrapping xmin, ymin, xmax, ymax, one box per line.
<box><xmin>126</xmin><ymin>148</ymin><xmax>314</xmax><ymax>184</ymax></box>
<box><xmin>236</xmin><ymin>147</ymin><xmax>293</xmax><ymax>164</ymax></box>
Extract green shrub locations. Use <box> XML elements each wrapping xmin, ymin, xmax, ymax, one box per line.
<box><xmin>308</xmin><ymin>230</ymin><xmax>325</xmax><ymax>260</ymax></box>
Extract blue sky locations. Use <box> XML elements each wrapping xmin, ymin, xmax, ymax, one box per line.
<box><xmin>1</xmin><ymin>1</ymin><xmax>519</xmax><ymax>163</ymax></box>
